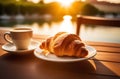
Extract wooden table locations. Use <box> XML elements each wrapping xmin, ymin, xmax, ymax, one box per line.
<box><xmin>0</xmin><ymin>28</ymin><xmax>120</xmax><ymax>79</ymax></box>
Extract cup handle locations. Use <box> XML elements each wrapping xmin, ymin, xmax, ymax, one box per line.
<box><xmin>4</xmin><ymin>32</ymin><xmax>13</xmax><ymax>44</ymax></box>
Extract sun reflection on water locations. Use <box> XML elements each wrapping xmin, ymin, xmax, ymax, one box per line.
<box><xmin>59</xmin><ymin>15</ymin><xmax>75</xmax><ymax>33</ymax></box>
<box><xmin>31</xmin><ymin>15</ymin><xmax>75</xmax><ymax>35</ymax></box>
<box><xmin>10</xmin><ymin>14</ymin><xmax>120</xmax><ymax>43</ymax></box>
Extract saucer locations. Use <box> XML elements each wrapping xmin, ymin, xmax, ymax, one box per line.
<box><xmin>34</xmin><ymin>46</ymin><xmax>97</xmax><ymax>62</ymax></box>
<box><xmin>2</xmin><ymin>40</ymin><xmax>40</xmax><ymax>53</ymax></box>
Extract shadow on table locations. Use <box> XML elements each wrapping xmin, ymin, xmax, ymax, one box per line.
<box><xmin>0</xmin><ymin>52</ymin><xmax>119</xmax><ymax>79</ymax></box>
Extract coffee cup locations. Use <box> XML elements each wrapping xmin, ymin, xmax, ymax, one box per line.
<box><xmin>4</xmin><ymin>27</ymin><xmax>33</xmax><ymax>50</ymax></box>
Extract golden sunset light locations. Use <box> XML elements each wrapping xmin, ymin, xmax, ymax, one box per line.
<box><xmin>56</xmin><ymin>0</ymin><xmax>74</xmax><ymax>7</ymax></box>
<box><xmin>30</xmin><ymin>0</ymin><xmax>75</xmax><ymax>6</ymax></box>
<box><xmin>28</xmin><ymin>0</ymin><xmax>40</xmax><ymax>3</ymax></box>
<box><xmin>32</xmin><ymin>0</ymin><xmax>40</xmax><ymax>3</ymax></box>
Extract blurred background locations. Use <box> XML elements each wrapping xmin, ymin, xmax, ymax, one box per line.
<box><xmin>0</xmin><ymin>0</ymin><xmax>120</xmax><ymax>43</ymax></box>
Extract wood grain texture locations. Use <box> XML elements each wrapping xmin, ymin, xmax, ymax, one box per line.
<box><xmin>0</xmin><ymin>28</ymin><xmax>120</xmax><ymax>79</ymax></box>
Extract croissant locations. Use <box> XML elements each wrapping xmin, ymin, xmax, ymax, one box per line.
<box><xmin>40</xmin><ymin>32</ymin><xmax>88</xmax><ymax>57</ymax></box>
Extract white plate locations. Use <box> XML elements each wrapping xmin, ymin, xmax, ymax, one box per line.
<box><xmin>2</xmin><ymin>40</ymin><xmax>40</xmax><ymax>53</ymax></box>
<box><xmin>34</xmin><ymin>46</ymin><xmax>97</xmax><ymax>62</ymax></box>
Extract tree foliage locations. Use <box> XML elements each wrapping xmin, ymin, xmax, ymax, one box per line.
<box><xmin>0</xmin><ymin>1</ymin><xmax>98</xmax><ymax>16</ymax></box>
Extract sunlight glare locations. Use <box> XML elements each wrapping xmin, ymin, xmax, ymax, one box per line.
<box><xmin>59</xmin><ymin>15</ymin><xmax>74</xmax><ymax>33</ymax></box>
<box><xmin>56</xmin><ymin>0</ymin><xmax>74</xmax><ymax>7</ymax></box>
<box><xmin>81</xmin><ymin>0</ymin><xmax>86</xmax><ymax>2</ymax></box>
<box><xmin>63</xmin><ymin>15</ymin><xmax>72</xmax><ymax>20</ymax></box>
<box><xmin>29</xmin><ymin>0</ymin><xmax>40</xmax><ymax>3</ymax></box>
<box><xmin>16</xmin><ymin>0</ymin><xmax>20</xmax><ymax>2</ymax></box>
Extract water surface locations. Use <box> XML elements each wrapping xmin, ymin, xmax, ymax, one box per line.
<box><xmin>0</xmin><ymin>15</ymin><xmax>120</xmax><ymax>43</ymax></box>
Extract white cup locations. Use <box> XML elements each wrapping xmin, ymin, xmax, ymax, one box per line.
<box><xmin>4</xmin><ymin>27</ymin><xmax>33</xmax><ymax>50</ymax></box>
